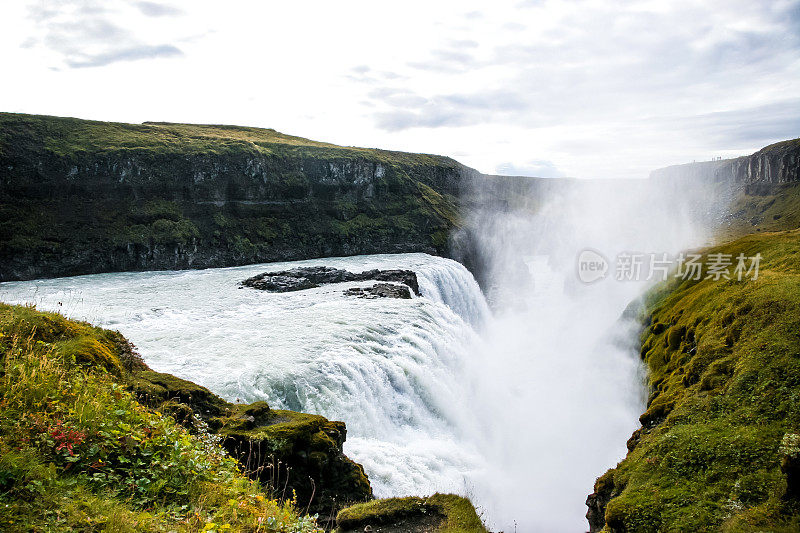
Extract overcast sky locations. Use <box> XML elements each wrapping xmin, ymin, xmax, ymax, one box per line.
<box><xmin>1</xmin><ymin>0</ymin><xmax>798</xmax><ymax>179</ymax></box>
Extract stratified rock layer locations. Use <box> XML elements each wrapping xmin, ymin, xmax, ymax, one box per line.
<box><xmin>0</xmin><ymin>113</ymin><xmax>467</xmax><ymax>281</ymax></box>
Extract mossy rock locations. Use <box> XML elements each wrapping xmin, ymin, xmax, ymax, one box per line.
<box><xmin>129</xmin><ymin>372</ymin><xmax>373</xmax><ymax>516</ymax></box>
<box><xmin>128</xmin><ymin>369</ymin><xmax>230</xmax><ymax>420</ymax></box>
<box><xmin>0</xmin><ymin>303</ymin><xmax>133</xmax><ymax>374</ymax></box>
<box><xmin>218</xmin><ymin>409</ymin><xmax>372</xmax><ymax>516</ymax></box>
<box><xmin>336</xmin><ymin>494</ymin><xmax>487</xmax><ymax>533</ymax></box>
<box><xmin>588</xmin><ymin>230</ymin><xmax>800</xmax><ymax>532</ymax></box>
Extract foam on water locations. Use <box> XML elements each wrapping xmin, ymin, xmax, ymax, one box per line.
<box><xmin>0</xmin><ymin>253</ymin><xmax>489</xmax><ymax>497</ymax></box>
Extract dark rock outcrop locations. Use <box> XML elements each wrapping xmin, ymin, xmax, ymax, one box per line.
<box><xmin>242</xmin><ymin>266</ymin><xmax>420</xmax><ymax>295</ymax></box>
<box><xmin>212</xmin><ymin>405</ymin><xmax>372</xmax><ymax>517</ymax></box>
<box><xmin>781</xmin><ymin>434</ymin><xmax>800</xmax><ymax>500</ymax></box>
<box><xmin>129</xmin><ymin>369</ymin><xmax>372</xmax><ymax>516</ymax></box>
<box><xmin>344</xmin><ymin>283</ymin><xmax>412</xmax><ymax>299</ymax></box>
<box><xmin>586</xmin><ymin>472</ymin><xmax>617</xmax><ymax>533</ymax></box>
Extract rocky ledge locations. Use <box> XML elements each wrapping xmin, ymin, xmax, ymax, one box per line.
<box><xmin>242</xmin><ymin>266</ymin><xmax>420</xmax><ymax>295</ymax></box>
<box><xmin>335</xmin><ymin>494</ymin><xmax>487</xmax><ymax>533</ymax></box>
<box><xmin>131</xmin><ymin>369</ymin><xmax>372</xmax><ymax>518</ymax></box>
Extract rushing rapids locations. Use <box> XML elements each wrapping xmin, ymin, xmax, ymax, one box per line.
<box><xmin>0</xmin><ymin>253</ymin><xmax>491</xmax><ymax>499</ymax></box>
<box><xmin>1</xmin><ymin>173</ymin><xmax>714</xmax><ymax>532</ymax></box>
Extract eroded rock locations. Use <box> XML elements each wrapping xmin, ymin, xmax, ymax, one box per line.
<box><xmin>242</xmin><ymin>266</ymin><xmax>420</xmax><ymax>295</ymax></box>
<box><xmin>128</xmin><ymin>368</ymin><xmax>372</xmax><ymax>516</ymax></box>
<box><xmin>343</xmin><ymin>283</ymin><xmax>412</xmax><ymax>299</ymax></box>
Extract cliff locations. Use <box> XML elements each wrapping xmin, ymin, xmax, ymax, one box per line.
<box><xmin>727</xmin><ymin>139</ymin><xmax>800</xmax><ymax>190</ymax></box>
<box><xmin>649</xmin><ymin>158</ymin><xmax>743</xmax><ymax>186</ymax></box>
<box><xmin>649</xmin><ymin>138</ymin><xmax>800</xmax><ymax>190</ymax></box>
<box><xmin>649</xmin><ymin>138</ymin><xmax>800</xmax><ymax>240</ymax></box>
<box><xmin>0</xmin><ymin>113</ymin><xmax>472</xmax><ymax>281</ymax></box>
<box><xmin>587</xmin><ymin>230</ymin><xmax>800</xmax><ymax>532</ymax></box>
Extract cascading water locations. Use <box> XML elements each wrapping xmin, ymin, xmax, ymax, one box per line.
<box><xmin>0</xmin><ymin>253</ymin><xmax>490</xmax><ymax>498</ymax></box>
<box><xmin>452</xmin><ymin>177</ymin><xmax>719</xmax><ymax>531</ymax></box>
<box><xmin>0</xmin><ymin>177</ymin><xmax>717</xmax><ymax>531</ymax></box>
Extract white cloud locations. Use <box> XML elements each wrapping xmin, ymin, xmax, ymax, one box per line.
<box><xmin>1</xmin><ymin>0</ymin><xmax>797</xmax><ymax>179</ymax></box>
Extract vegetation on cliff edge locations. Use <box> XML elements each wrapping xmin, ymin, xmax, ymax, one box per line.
<box><xmin>0</xmin><ymin>112</ymin><xmax>465</xmax><ymax>281</ymax></box>
<box><xmin>592</xmin><ymin>229</ymin><xmax>800</xmax><ymax>532</ymax></box>
<box><xmin>336</xmin><ymin>494</ymin><xmax>487</xmax><ymax>533</ymax></box>
<box><xmin>0</xmin><ymin>302</ymin><xmax>327</xmax><ymax>532</ymax></box>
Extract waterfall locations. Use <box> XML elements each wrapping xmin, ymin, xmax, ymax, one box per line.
<box><xmin>0</xmin><ymin>254</ymin><xmax>490</xmax><ymax>498</ymax></box>
<box><xmin>0</xmin><ymin>170</ymin><xmax>711</xmax><ymax>532</ymax></box>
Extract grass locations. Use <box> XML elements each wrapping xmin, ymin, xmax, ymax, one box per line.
<box><xmin>719</xmin><ymin>183</ymin><xmax>800</xmax><ymax>240</ymax></box>
<box><xmin>0</xmin><ymin>112</ymin><xmax>457</xmax><ymax>167</ymax></box>
<box><xmin>0</xmin><ymin>302</ymin><xmax>323</xmax><ymax>532</ymax></box>
<box><xmin>0</xmin><ymin>112</ymin><xmax>464</xmax><ymax>280</ymax></box>
<box><xmin>595</xmin><ymin>229</ymin><xmax>800</xmax><ymax>532</ymax></box>
<box><xmin>335</xmin><ymin>494</ymin><xmax>487</xmax><ymax>533</ymax></box>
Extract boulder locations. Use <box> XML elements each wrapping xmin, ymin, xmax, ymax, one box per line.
<box><xmin>343</xmin><ymin>283</ymin><xmax>412</xmax><ymax>299</ymax></box>
<box><xmin>336</xmin><ymin>494</ymin><xmax>487</xmax><ymax>533</ymax></box>
<box><xmin>242</xmin><ymin>267</ymin><xmax>420</xmax><ymax>295</ymax></box>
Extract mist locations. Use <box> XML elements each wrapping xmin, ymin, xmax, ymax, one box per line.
<box><xmin>454</xmin><ymin>173</ymin><xmax>727</xmax><ymax>531</ymax></box>
<box><xmin>0</xmin><ymin>149</ymin><xmax>735</xmax><ymax>532</ymax></box>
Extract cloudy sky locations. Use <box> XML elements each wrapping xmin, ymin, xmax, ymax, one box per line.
<box><xmin>1</xmin><ymin>0</ymin><xmax>798</xmax><ymax>179</ymax></box>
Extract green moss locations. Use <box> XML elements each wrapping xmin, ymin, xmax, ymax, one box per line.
<box><xmin>129</xmin><ymin>369</ymin><xmax>230</xmax><ymax>420</ymax></box>
<box><xmin>150</xmin><ymin>218</ymin><xmax>200</xmax><ymax>244</ymax></box>
<box><xmin>0</xmin><ymin>303</ymin><xmax>323</xmax><ymax>532</ymax></box>
<box><xmin>0</xmin><ymin>113</ymin><xmax>465</xmax><ymax>280</ymax></box>
<box><xmin>595</xmin><ymin>229</ymin><xmax>800</xmax><ymax>531</ymax></box>
<box><xmin>336</xmin><ymin>493</ymin><xmax>487</xmax><ymax>533</ymax></box>
<box><xmin>720</xmin><ymin>183</ymin><xmax>800</xmax><ymax>239</ymax></box>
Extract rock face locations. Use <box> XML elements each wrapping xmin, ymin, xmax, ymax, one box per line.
<box><xmin>130</xmin><ymin>368</ymin><xmax>373</xmax><ymax>517</ymax></box>
<box><xmin>727</xmin><ymin>139</ymin><xmax>800</xmax><ymax>189</ymax></box>
<box><xmin>649</xmin><ymin>138</ymin><xmax>800</xmax><ymax>191</ymax></box>
<box><xmin>344</xmin><ymin>283</ymin><xmax>412</xmax><ymax>299</ymax></box>
<box><xmin>242</xmin><ymin>266</ymin><xmax>420</xmax><ymax>295</ymax></box>
<box><xmin>0</xmin><ymin>113</ymin><xmax>469</xmax><ymax>282</ymax></box>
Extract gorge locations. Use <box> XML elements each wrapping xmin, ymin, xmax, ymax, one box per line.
<box><xmin>1</xmin><ymin>113</ymin><xmax>799</xmax><ymax>532</ymax></box>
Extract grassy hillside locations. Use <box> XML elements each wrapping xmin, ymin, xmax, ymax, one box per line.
<box><xmin>0</xmin><ymin>113</ymin><xmax>456</xmax><ymax>166</ymax></box>
<box><xmin>719</xmin><ymin>183</ymin><xmax>800</xmax><ymax>240</ymax></box>
<box><xmin>590</xmin><ymin>230</ymin><xmax>800</xmax><ymax>532</ymax></box>
<box><xmin>0</xmin><ymin>302</ymin><xmax>490</xmax><ymax>532</ymax></box>
<box><xmin>0</xmin><ymin>302</ymin><xmax>328</xmax><ymax>532</ymax></box>
<box><xmin>0</xmin><ymin>113</ymin><xmax>466</xmax><ymax>281</ymax></box>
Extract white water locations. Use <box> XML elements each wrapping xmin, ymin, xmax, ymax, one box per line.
<box><xmin>0</xmin><ymin>180</ymin><xmax>713</xmax><ymax>532</ymax></box>
<box><xmin>0</xmin><ymin>254</ymin><xmax>490</xmax><ymax>498</ymax></box>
